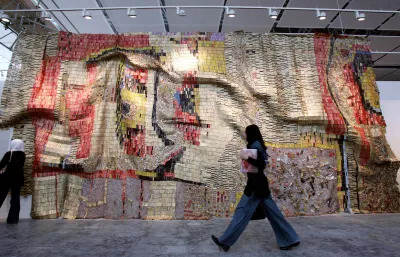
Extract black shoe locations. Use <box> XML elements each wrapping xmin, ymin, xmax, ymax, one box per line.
<box><xmin>211</xmin><ymin>235</ymin><xmax>230</xmax><ymax>252</ymax></box>
<box><xmin>6</xmin><ymin>220</ymin><xmax>18</xmax><ymax>224</ymax></box>
<box><xmin>280</xmin><ymin>241</ymin><xmax>300</xmax><ymax>251</ymax></box>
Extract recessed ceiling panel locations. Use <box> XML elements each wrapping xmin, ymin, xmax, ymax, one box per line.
<box><xmin>62</xmin><ymin>11</ymin><xmax>114</xmax><ymax>34</ymax></box>
<box><xmin>0</xmin><ymin>32</ymin><xmax>17</xmax><ymax>48</ymax></box>
<box><xmin>49</xmin><ymin>0</ymin><xmax>114</xmax><ymax>34</ymax></box>
<box><xmin>374</xmin><ymin>54</ymin><xmax>400</xmax><ymax>66</ymax></box>
<box><xmin>101</xmin><ymin>0</ymin><xmax>165</xmax><ymax>33</ymax></box>
<box><xmin>329</xmin><ymin>0</ymin><xmax>398</xmax><ymax>30</ymax></box>
<box><xmin>374</xmin><ymin>68</ymin><xmax>398</xmax><ymax>80</ymax></box>
<box><xmin>379</xmin><ymin>14</ymin><xmax>400</xmax><ymax>31</ymax></box>
<box><xmin>369</xmin><ymin>36</ymin><xmax>400</xmax><ymax>52</ymax></box>
<box><xmin>222</xmin><ymin>0</ymin><xmax>285</xmax><ymax>33</ymax></box>
<box><xmin>378</xmin><ymin>69</ymin><xmax>400</xmax><ymax>81</ymax></box>
<box><xmin>165</xmin><ymin>0</ymin><xmax>224</xmax><ymax>32</ymax></box>
<box><xmin>41</xmin><ymin>0</ymin><xmax>80</xmax><ymax>33</ymax></box>
<box><xmin>372</xmin><ymin>53</ymin><xmax>385</xmax><ymax>62</ymax></box>
<box><xmin>277</xmin><ymin>0</ymin><xmax>347</xmax><ymax>28</ymax></box>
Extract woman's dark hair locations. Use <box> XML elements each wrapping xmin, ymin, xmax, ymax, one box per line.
<box><xmin>245</xmin><ymin>124</ymin><xmax>266</xmax><ymax>149</ymax></box>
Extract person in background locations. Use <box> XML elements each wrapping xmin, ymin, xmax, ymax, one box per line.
<box><xmin>0</xmin><ymin>139</ymin><xmax>26</xmax><ymax>224</ymax></box>
<box><xmin>211</xmin><ymin>125</ymin><xmax>300</xmax><ymax>252</ymax></box>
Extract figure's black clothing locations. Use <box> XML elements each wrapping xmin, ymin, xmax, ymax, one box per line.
<box><xmin>243</xmin><ymin>140</ymin><xmax>270</xmax><ymax>198</ymax></box>
<box><xmin>0</xmin><ymin>151</ymin><xmax>26</xmax><ymax>223</ymax></box>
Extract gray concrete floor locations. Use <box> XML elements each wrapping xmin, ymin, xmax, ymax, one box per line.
<box><xmin>0</xmin><ymin>213</ymin><xmax>399</xmax><ymax>257</ymax></box>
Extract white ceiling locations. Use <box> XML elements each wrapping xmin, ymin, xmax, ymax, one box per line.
<box><xmin>375</xmin><ymin>54</ymin><xmax>400</xmax><ymax>66</ymax></box>
<box><xmin>329</xmin><ymin>0</ymin><xmax>400</xmax><ymax>30</ymax></box>
<box><xmin>39</xmin><ymin>0</ymin><xmax>400</xmax><ymax>34</ymax></box>
<box><xmin>377</xmin><ymin>69</ymin><xmax>400</xmax><ymax>81</ymax></box>
<box><xmin>165</xmin><ymin>0</ymin><xmax>224</xmax><ymax>32</ymax></box>
<box><xmin>369</xmin><ymin>36</ymin><xmax>400</xmax><ymax>52</ymax></box>
<box><xmin>374</xmin><ymin>68</ymin><xmax>398</xmax><ymax>80</ymax></box>
<box><xmin>42</xmin><ymin>0</ymin><xmax>113</xmax><ymax>34</ymax></box>
<box><xmin>101</xmin><ymin>0</ymin><xmax>165</xmax><ymax>33</ymax></box>
<box><xmin>380</xmin><ymin>14</ymin><xmax>400</xmax><ymax>31</ymax></box>
<box><xmin>368</xmin><ymin>35</ymin><xmax>400</xmax><ymax>80</ymax></box>
<box><xmin>222</xmin><ymin>0</ymin><xmax>285</xmax><ymax>33</ymax></box>
<box><xmin>278</xmin><ymin>0</ymin><xmax>347</xmax><ymax>29</ymax></box>
<box><xmin>8</xmin><ymin>0</ymin><xmax>400</xmax><ymax>80</ymax></box>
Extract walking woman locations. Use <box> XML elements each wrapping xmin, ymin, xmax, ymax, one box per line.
<box><xmin>0</xmin><ymin>139</ymin><xmax>26</xmax><ymax>224</ymax></box>
<box><xmin>211</xmin><ymin>125</ymin><xmax>300</xmax><ymax>252</ymax></box>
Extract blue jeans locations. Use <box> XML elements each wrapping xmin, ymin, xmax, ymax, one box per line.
<box><xmin>219</xmin><ymin>194</ymin><xmax>300</xmax><ymax>247</ymax></box>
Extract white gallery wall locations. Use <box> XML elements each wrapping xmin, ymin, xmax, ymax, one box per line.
<box><xmin>378</xmin><ymin>81</ymin><xmax>400</xmax><ymax>158</ymax></box>
<box><xmin>0</xmin><ymin>81</ymin><xmax>13</xmax><ymax>156</ymax></box>
<box><xmin>377</xmin><ymin>81</ymin><xmax>400</xmax><ymax>190</ymax></box>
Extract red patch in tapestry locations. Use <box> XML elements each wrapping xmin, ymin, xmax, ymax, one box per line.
<box><xmin>32</xmin><ymin>118</ymin><xmax>55</xmax><ymax>172</ymax></box>
<box><xmin>58</xmin><ymin>32</ymin><xmax>149</xmax><ymax>61</ymax></box>
<box><xmin>117</xmin><ymin>34</ymin><xmax>149</xmax><ymax>49</ymax></box>
<box><xmin>354</xmin><ymin>126</ymin><xmax>371</xmax><ymax>165</ymax></box>
<box><xmin>123</xmin><ymin>67</ymin><xmax>148</xmax><ymax>91</ymax></box>
<box><xmin>87</xmin><ymin>63</ymin><xmax>97</xmax><ymax>84</ymax></box>
<box><xmin>314</xmin><ymin>35</ymin><xmax>346</xmax><ymax>135</ymax></box>
<box><xmin>173</xmin><ymin>72</ymin><xmax>201</xmax><ymax>145</ymax></box>
<box><xmin>343</xmin><ymin>63</ymin><xmax>385</xmax><ymax>126</ymax></box>
<box><xmin>123</xmin><ymin>129</ymin><xmax>146</xmax><ymax>157</ymax></box>
<box><xmin>27</xmin><ymin>56</ymin><xmax>61</xmax><ymax>118</ymax></box>
<box><xmin>66</xmin><ymin>83</ymin><xmax>95</xmax><ymax>159</ymax></box>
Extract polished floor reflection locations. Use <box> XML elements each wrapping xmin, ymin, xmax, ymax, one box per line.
<box><xmin>0</xmin><ymin>213</ymin><xmax>399</xmax><ymax>257</ymax></box>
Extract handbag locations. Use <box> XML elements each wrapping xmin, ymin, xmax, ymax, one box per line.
<box><xmin>0</xmin><ymin>152</ymin><xmax>12</xmax><ymax>175</ymax></box>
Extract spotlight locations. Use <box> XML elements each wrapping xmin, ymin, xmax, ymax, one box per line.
<box><xmin>355</xmin><ymin>11</ymin><xmax>365</xmax><ymax>21</ymax></box>
<box><xmin>316</xmin><ymin>10</ymin><xmax>326</xmax><ymax>20</ymax></box>
<box><xmin>176</xmin><ymin>7</ymin><xmax>186</xmax><ymax>17</ymax></box>
<box><xmin>0</xmin><ymin>12</ymin><xmax>10</xmax><ymax>23</ymax></box>
<box><xmin>226</xmin><ymin>8</ymin><xmax>235</xmax><ymax>18</ymax></box>
<box><xmin>127</xmin><ymin>8</ymin><xmax>137</xmax><ymax>18</ymax></box>
<box><xmin>41</xmin><ymin>11</ymin><xmax>52</xmax><ymax>21</ymax></box>
<box><xmin>269</xmin><ymin>8</ymin><xmax>278</xmax><ymax>19</ymax></box>
<box><xmin>82</xmin><ymin>9</ymin><xmax>92</xmax><ymax>20</ymax></box>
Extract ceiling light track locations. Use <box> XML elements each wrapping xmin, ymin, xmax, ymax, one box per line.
<box><xmin>371</xmin><ymin>52</ymin><xmax>400</xmax><ymax>54</ymax></box>
<box><xmin>0</xmin><ymin>11</ymin><xmax>11</xmax><ymax>22</ymax></box>
<box><xmin>226</xmin><ymin>7</ymin><xmax>235</xmax><ymax>18</ymax></box>
<box><xmin>176</xmin><ymin>7</ymin><xmax>186</xmax><ymax>17</ymax></box>
<box><xmin>355</xmin><ymin>11</ymin><xmax>366</xmax><ymax>21</ymax></box>
<box><xmin>82</xmin><ymin>9</ymin><xmax>92</xmax><ymax>20</ymax></box>
<box><xmin>41</xmin><ymin>10</ymin><xmax>51</xmax><ymax>21</ymax></box>
<box><xmin>127</xmin><ymin>8</ymin><xmax>137</xmax><ymax>18</ymax></box>
<box><xmin>269</xmin><ymin>8</ymin><xmax>278</xmax><ymax>19</ymax></box>
<box><xmin>1</xmin><ymin>6</ymin><xmax>398</xmax><ymax>15</ymax></box>
<box><xmin>316</xmin><ymin>9</ymin><xmax>327</xmax><ymax>20</ymax></box>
